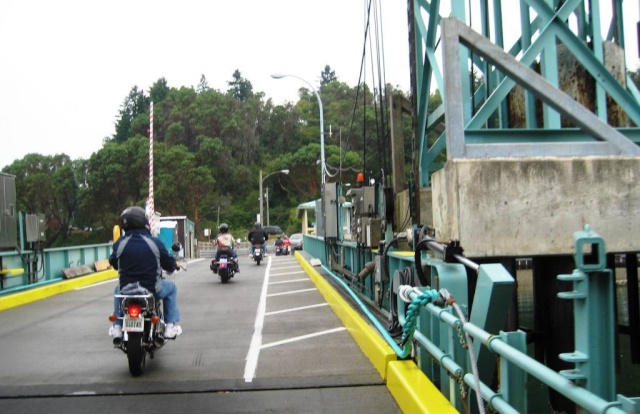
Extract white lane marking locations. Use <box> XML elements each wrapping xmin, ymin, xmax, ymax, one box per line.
<box><xmin>265</xmin><ymin>303</ymin><xmax>329</xmax><ymax>316</ymax></box>
<box><xmin>74</xmin><ymin>279</ymin><xmax>118</xmax><ymax>290</ymax></box>
<box><xmin>269</xmin><ymin>270</ymin><xmax>307</xmax><ymax>277</ymax></box>
<box><xmin>266</xmin><ymin>288</ymin><xmax>317</xmax><ymax>297</ymax></box>
<box><xmin>269</xmin><ymin>278</ymin><xmax>311</xmax><ymax>285</ymax></box>
<box><xmin>243</xmin><ymin>255</ymin><xmax>272</xmax><ymax>382</ymax></box>
<box><xmin>261</xmin><ymin>327</ymin><xmax>347</xmax><ymax>349</ymax></box>
<box><xmin>269</xmin><ymin>265</ymin><xmax>303</xmax><ymax>270</ymax></box>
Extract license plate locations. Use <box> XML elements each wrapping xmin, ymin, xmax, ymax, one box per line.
<box><xmin>123</xmin><ymin>316</ymin><xmax>144</xmax><ymax>332</ymax></box>
<box><xmin>220</xmin><ymin>258</ymin><xmax>228</xmax><ymax>268</ymax></box>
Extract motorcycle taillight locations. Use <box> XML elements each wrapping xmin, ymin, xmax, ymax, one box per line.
<box><xmin>128</xmin><ymin>304</ymin><xmax>142</xmax><ymax>317</ymax></box>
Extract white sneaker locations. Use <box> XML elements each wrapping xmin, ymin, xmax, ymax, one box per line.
<box><xmin>164</xmin><ymin>323</ymin><xmax>182</xmax><ymax>338</ymax></box>
<box><xmin>109</xmin><ymin>325</ymin><xmax>123</xmax><ymax>338</ymax></box>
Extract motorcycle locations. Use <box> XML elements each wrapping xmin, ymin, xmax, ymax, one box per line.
<box><xmin>252</xmin><ymin>243</ymin><xmax>263</xmax><ymax>265</ymax></box>
<box><xmin>109</xmin><ymin>264</ymin><xmax>186</xmax><ymax>377</ymax></box>
<box><xmin>275</xmin><ymin>244</ymin><xmax>285</xmax><ymax>256</ymax></box>
<box><xmin>211</xmin><ymin>248</ymin><xmax>237</xmax><ymax>283</ymax></box>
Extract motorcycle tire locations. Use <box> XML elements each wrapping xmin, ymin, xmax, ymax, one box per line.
<box><xmin>219</xmin><ymin>268</ymin><xmax>230</xmax><ymax>283</ymax></box>
<box><xmin>127</xmin><ymin>332</ymin><xmax>146</xmax><ymax>377</ymax></box>
<box><xmin>256</xmin><ymin>257</ymin><xmax>261</xmax><ymax>265</ymax></box>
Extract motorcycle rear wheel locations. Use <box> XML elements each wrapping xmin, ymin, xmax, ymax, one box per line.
<box><xmin>127</xmin><ymin>332</ymin><xmax>146</xmax><ymax>377</ymax></box>
<box><xmin>219</xmin><ymin>268</ymin><xmax>230</xmax><ymax>283</ymax></box>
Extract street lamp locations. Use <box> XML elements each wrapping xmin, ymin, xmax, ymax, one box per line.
<box><xmin>271</xmin><ymin>73</ymin><xmax>326</xmax><ymax>184</ymax></box>
<box><xmin>259</xmin><ymin>169</ymin><xmax>289</xmax><ymax>225</ymax></box>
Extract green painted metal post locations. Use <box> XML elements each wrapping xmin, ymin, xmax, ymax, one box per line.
<box><xmin>470</xmin><ymin>264</ymin><xmax>515</xmax><ymax>388</ymax></box>
<box><xmin>499</xmin><ymin>330</ymin><xmax>528</xmax><ymax>412</ymax></box>
<box><xmin>557</xmin><ymin>226</ymin><xmax>615</xmax><ymax>402</ymax></box>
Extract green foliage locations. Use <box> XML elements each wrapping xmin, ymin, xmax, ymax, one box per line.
<box><xmin>320</xmin><ymin>65</ymin><xmax>338</xmax><ymax>86</ymax></box>
<box><xmin>7</xmin><ymin>67</ymin><xmax>407</xmax><ymax>246</ymax></box>
<box><xmin>227</xmin><ymin>69</ymin><xmax>254</xmax><ymax>102</ymax></box>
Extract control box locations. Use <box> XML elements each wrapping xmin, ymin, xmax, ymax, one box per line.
<box><xmin>0</xmin><ymin>173</ymin><xmax>17</xmax><ymax>250</ymax></box>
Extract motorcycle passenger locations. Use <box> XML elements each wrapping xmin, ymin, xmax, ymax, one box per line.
<box><xmin>212</xmin><ymin>223</ymin><xmax>239</xmax><ymax>272</ymax></box>
<box><xmin>282</xmin><ymin>235</ymin><xmax>291</xmax><ymax>255</ymax></box>
<box><xmin>109</xmin><ymin>206</ymin><xmax>183</xmax><ymax>340</ymax></box>
<box><xmin>248</xmin><ymin>222</ymin><xmax>268</xmax><ymax>256</ymax></box>
<box><xmin>274</xmin><ymin>236</ymin><xmax>284</xmax><ymax>255</ymax></box>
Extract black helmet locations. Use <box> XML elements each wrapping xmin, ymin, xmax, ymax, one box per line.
<box><xmin>120</xmin><ymin>206</ymin><xmax>148</xmax><ymax>230</ymax></box>
<box><xmin>219</xmin><ymin>223</ymin><xmax>229</xmax><ymax>233</ymax></box>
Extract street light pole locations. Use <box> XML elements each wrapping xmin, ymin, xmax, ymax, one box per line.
<box><xmin>266</xmin><ymin>187</ymin><xmax>269</xmax><ymax>226</ymax></box>
<box><xmin>271</xmin><ymin>73</ymin><xmax>325</xmax><ymax>184</ymax></box>
<box><xmin>259</xmin><ymin>169</ymin><xmax>290</xmax><ymax>225</ymax></box>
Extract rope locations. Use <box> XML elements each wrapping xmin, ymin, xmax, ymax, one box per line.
<box><xmin>452</xmin><ymin>301</ymin><xmax>486</xmax><ymax>414</ymax></box>
<box><xmin>399</xmin><ymin>286</ymin><xmax>485</xmax><ymax>413</ymax></box>
<box><xmin>397</xmin><ymin>286</ymin><xmax>442</xmax><ymax>358</ymax></box>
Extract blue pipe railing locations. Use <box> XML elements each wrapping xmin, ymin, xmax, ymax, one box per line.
<box><xmin>303</xmin><ymin>227</ymin><xmax>638</xmax><ymax>413</ymax></box>
<box><xmin>0</xmin><ymin>242</ymin><xmax>112</xmax><ymax>293</ymax></box>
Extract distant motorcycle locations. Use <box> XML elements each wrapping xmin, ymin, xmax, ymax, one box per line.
<box><xmin>210</xmin><ymin>247</ymin><xmax>237</xmax><ymax>283</ymax></box>
<box><xmin>110</xmin><ymin>263</ymin><xmax>186</xmax><ymax>377</ymax></box>
<box><xmin>252</xmin><ymin>244</ymin><xmax>263</xmax><ymax>265</ymax></box>
<box><xmin>275</xmin><ymin>244</ymin><xmax>285</xmax><ymax>256</ymax></box>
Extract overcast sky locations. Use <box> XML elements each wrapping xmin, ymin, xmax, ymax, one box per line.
<box><xmin>1</xmin><ymin>1</ymin><xmax>638</xmax><ymax>169</ymax></box>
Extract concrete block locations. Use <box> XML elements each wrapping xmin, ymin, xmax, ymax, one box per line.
<box><xmin>431</xmin><ymin>157</ymin><xmax>640</xmax><ymax>256</ymax></box>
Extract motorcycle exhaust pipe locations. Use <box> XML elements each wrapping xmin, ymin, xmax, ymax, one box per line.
<box><xmin>154</xmin><ymin>336</ymin><xmax>167</xmax><ymax>347</ymax></box>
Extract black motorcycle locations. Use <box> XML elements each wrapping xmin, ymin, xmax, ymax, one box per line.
<box><xmin>211</xmin><ymin>247</ymin><xmax>237</xmax><ymax>283</ymax></box>
<box><xmin>252</xmin><ymin>244</ymin><xmax>263</xmax><ymax>265</ymax></box>
<box><xmin>110</xmin><ymin>244</ymin><xmax>185</xmax><ymax>377</ymax></box>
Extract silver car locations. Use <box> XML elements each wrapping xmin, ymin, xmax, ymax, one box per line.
<box><xmin>289</xmin><ymin>233</ymin><xmax>303</xmax><ymax>250</ymax></box>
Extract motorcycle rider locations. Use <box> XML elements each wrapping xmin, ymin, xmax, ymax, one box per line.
<box><xmin>248</xmin><ymin>222</ymin><xmax>268</xmax><ymax>256</ymax></box>
<box><xmin>274</xmin><ymin>236</ymin><xmax>284</xmax><ymax>255</ymax></box>
<box><xmin>109</xmin><ymin>206</ymin><xmax>183</xmax><ymax>339</ymax></box>
<box><xmin>212</xmin><ymin>223</ymin><xmax>239</xmax><ymax>272</ymax></box>
<box><xmin>282</xmin><ymin>235</ymin><xmax>291</xmax><ymax>255</ymax></box>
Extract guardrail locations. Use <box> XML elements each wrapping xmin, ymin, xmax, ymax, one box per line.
<box><xmin>303</xmin><ymin>227</ymin><xmax>638</xmax><ymax>413</ymax></box>
<box><xmin>0</xmin><ymin>243</ymin><xmax>112</xmax><ymax>294</ymax></box>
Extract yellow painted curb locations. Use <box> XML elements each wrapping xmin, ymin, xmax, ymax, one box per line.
<box><xmin>0</xmin><ymin>269</ymin><xmax>118</xmax><ymax>312</ymax></box>
<box><xmin>294</xmin><ymin>252</ymin><xmax>396</xmax><ymax>379</ymax></box>
<box><xmin>387</xmin><ymin>360</ymin><xmax>458</xmax><ymax>413</ymax></box>
<box><xmin>294</xmin><ymin>252</ymin><xmax>458</xmax><ymax>413</ymax></box>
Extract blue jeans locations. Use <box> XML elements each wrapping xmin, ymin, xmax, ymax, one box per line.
<box><xmin>251</xmin><ymin>243</ymin><xmax>267</xmax><ymax>254</ymax></box>
<box><xmin>113</xmin><ymin>279</ymin><xmax>180</xmax><ymax>325</ymax></box>
<box><xmin>215</xmin><ymin>249</ymin><xmax>238</xmax><ymax>261</ymax></box>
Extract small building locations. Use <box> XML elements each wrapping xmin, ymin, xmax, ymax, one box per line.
<box><xmin>158</xmin><ymin>216</ymin><xmax>196</xmax><ymax>259</ymax></box>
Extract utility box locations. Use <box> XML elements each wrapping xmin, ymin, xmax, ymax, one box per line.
<box><xmin>358</xmin><ymin>217</ymin><xmax>381</xmax><ymax>248</ymax></box>
<box><xmin>323</xmin><ymin>182</ymin><xmax>338</xmax><ymax>238</ymax></box>
<box><xmin>25</xmin><ymin>214</ymin><xmax>46</xmax><ymax>243</ymax></box>
<box><xmin>348</xmin><ymin>186</ymin><xmax>376</xmax><ymax>216</ymax></box>
<box><xmin>0</xmin><ymin>173</ymin><xmax>17</xmax><ymax>250</ymax></box>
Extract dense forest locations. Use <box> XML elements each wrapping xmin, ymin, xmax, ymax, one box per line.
<box><xmin>2</xmin><ymin>66</ymin><xmax>411</xmax><ymax>247</ymax></box>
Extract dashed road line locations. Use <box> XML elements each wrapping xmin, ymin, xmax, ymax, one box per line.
<box><xmin>265</xmin><ymin>303</ymin><xmax>328</xmax><ymax>316</ymax></box>
<box><xmin>267</xmin><ymin>288</ymin><xmax>317</xmax><ymax>297</ymax></box>
<box><xmin>261</xmin><ymin>327</ymin><xmax>347</xmax><ymax>349</ymax></box>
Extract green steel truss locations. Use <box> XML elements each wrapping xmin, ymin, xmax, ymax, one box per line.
<box><xmin>411</xmin><ymin>0</ymin><xmax>640</xmax><ymax>186</ymax></box>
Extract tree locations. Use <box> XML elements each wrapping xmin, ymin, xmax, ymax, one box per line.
<box><xmin>149</xmin><ymin>77</ymin><xmax>170</xmax><ymax>104</ymax></box>
<box><xmin>113</xmin><ymin>86</ymin><xmax>150</xmax><ymax>143</ymax></box>
<box><xmin>197</xmin><ymin>74</ymin><xmax>209</xmax><ymax>94</ymax></box>
<box><xmin>82</xmin><ymin>137</ymin><xmax>151</xmax><ymax>232</ymax></box>
<box><xmin>320</xmin><ymin>65</ymin><xmax>337</xmax><ymax>86</ymax></box>
<box><xmin>227</xmin><ymin>69</ymin><xmax>254</xmax><ymax>101</ymax></box>
<box><xmin>155</xmin><ymin>144</ymin><xmax>215</xmax><ymax>236</ymax></box>
<box><xmin>4</xmin><ymin>154</ymin><xmax>79</xmax><ymax>246</ymax></box>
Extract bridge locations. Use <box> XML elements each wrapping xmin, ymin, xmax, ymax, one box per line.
<box><xmin>1</xmin><ymin>1</ymin><xmax>640</xmax><ymax>413</ymax></box>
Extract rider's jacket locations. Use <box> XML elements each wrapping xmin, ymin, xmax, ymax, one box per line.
<box><xmin>216</xmin><ymin>233</ymin><xmax>234</xmax><ymax>249</ymax></box>
<box><xmin>248</xmin><ymin>227</ymin><xmax>268</xmax><ymax>244</ymax></box>
<box><xmin>109</xmin><ymin>228</ymin><xmax>178</xmax><ymax>293</ymax></box>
